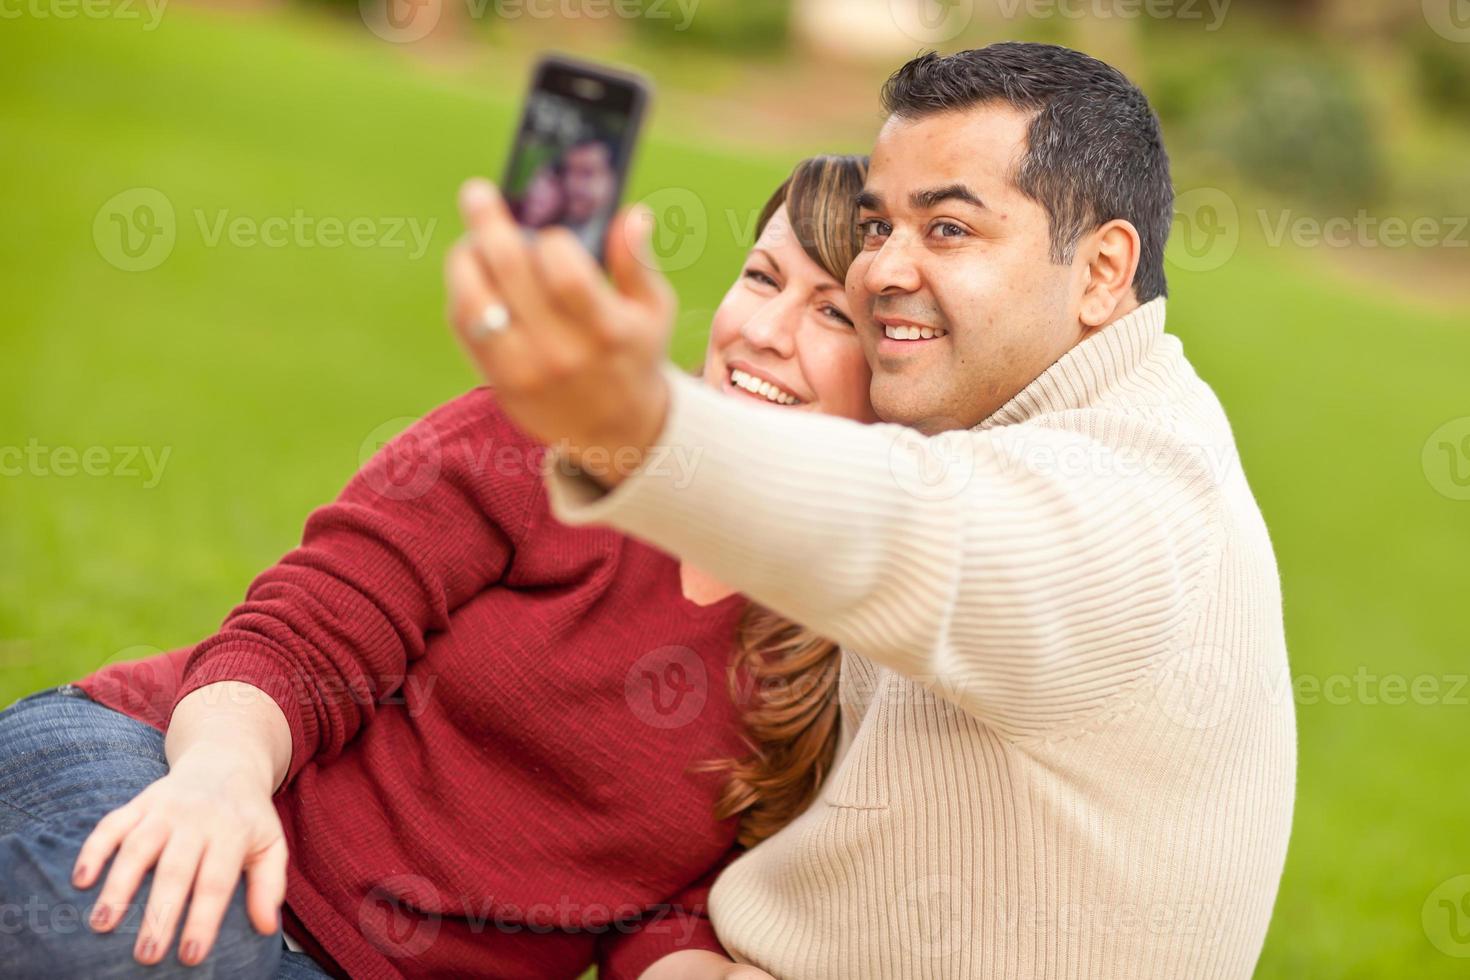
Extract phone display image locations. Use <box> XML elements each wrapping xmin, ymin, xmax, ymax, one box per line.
<box><xmin>502</xmin><ymin>59</ymin><xmax>647</xmax><ymax>262</ymax></box>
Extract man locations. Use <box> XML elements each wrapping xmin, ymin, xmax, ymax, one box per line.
<box><xmin>557</xmin><ymin>135</ymin><xmax>618</xmax><ymax>256</ymax></box>
<box><xmin>448</xmin><ymin>43</ymin><xmax>1297</xmax><ymax>979</ymax></box>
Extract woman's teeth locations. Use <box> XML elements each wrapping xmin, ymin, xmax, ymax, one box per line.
<box><xmin>730</xmin><ymin>368</ymin><xmax>800</xmax><ymax>406</ymax></box>
<box><xmin>883</xmin><ymin>324</ymin><xmax>947</xmax><ymax>340</ymax></box>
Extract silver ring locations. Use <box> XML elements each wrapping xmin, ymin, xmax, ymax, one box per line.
<box><xmin>471</xmin><ymin>302</ymin><xmax>510</xmax><ymax>341</ymax></box>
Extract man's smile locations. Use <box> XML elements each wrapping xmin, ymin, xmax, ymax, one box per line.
<box><xmin>874</xmin><ymin>314</ymin><xmax>950</xmax><ymax>355</ymax></box>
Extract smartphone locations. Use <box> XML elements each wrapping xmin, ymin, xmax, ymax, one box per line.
<box><xmin>501</xmin><ymin>55</ymin><xmax>651</xmax><ymax>265</ymax></box>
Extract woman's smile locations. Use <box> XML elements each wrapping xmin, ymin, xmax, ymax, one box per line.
<box><xmin>724</xmin><ymin>360</ymin><xmax>806</xmax><ymax>407</ymax></box>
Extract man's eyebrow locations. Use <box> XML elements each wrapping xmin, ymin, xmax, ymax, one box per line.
<box><xmin>855</xmin><ymin>185</ymin><xmax>989</xmax><ymax>212</ymax></box>
<box><xmin>911</xmin><ymin>184</ymin><xmax>988</xmax><ymax>211</ymax></box>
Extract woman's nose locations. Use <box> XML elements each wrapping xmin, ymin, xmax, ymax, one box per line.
<box><xmin>739</xmin><ymin>298</ymin><xmax>801</xmax><ymax>356</ymax></box>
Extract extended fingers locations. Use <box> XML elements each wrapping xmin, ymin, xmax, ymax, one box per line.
<box><xmin>457</xmin><ymin>179</ymin><xmax>555</xmax><ymax>329</ymax></box>
<box><xmin>445</xmin><ymin>240</ymin><xmax>535</xmax><ymax>388</ymax></box>
<box><xmin>134</xmin><ymin>830</ymin><xmax>206</xmax><ymax>963</ymax></box>
<box><xmin>532</xmin><ymin>226</ymin><xmax>608</xmax><ymax>327</ymax></box>
<box><xmin>89</xmin><ymin>813</ymin><xmax>170</xmax><ymax>933</ymax></box>
<box><xmin>607</xmin><ymin>204</ymin><xmax>675</xmax><ymax>315</ymax></box>
<box><xmin>175</xmin><ymin>837</ymin><xmax>250</xmax><ymax>965</ymax></box>
<box><xmin>244</xmin><ymin>835</ymin><xmax>289</xmax><ymax>935</ymax></box>
<box><xmin>73</xmin><ymin>800</ymin><xmax>143</xmax><ymax>891</ymax></box>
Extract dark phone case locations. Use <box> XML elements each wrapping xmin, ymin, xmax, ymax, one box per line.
<box><xmin>502</xmin><ymin>54</ymin><xmax>651</xmax><ymax>265</ymax></box>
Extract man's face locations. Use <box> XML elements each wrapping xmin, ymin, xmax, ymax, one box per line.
<box><xmin>847</xmin><ymin>104</ymin><xmax>1090</xmax><ymax>433</ymax></box>
<box><xmin>560</xmin><ymin>142</ymin><xmax>615</xmax><ymax>225</ymax></box>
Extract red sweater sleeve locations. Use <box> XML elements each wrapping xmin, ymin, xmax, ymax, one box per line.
<box><xmin>169</xmin><ymin>387</ymin><xmax>540</xmax><ymax>787</ymax></box>
<box><xmin>596</xmin><ymin>850</ymin><xmax>742</xmax><ymax>980</ymax></box>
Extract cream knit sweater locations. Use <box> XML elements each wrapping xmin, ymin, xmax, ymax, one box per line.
<box><xmin>546</xmin><ymin>299</ymin><xmax>1297</xmax><ymax>979</ymax></box>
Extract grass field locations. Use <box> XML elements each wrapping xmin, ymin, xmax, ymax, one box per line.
<box><xmin>2</xmin><ymin>9</ymin><xmax>1468</xmax><ymax>977</ymax></box>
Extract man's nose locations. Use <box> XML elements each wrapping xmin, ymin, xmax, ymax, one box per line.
<box><xmin>862</xmin><ymin>233</ymin><xmax>922</xmax><ymax>295</ymax></box>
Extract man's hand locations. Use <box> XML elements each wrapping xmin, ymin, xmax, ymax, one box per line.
<box><xmin>638</xmin><ymin>949</ymin><xmax>779</xmax><ymax>980</ymax></box>
<box><xmin>445</xmin><ymin>178</ymin><xmax>675</xmax><ymax>487</ymax></box>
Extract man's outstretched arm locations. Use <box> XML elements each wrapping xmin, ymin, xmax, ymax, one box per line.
<box><xmin>540</xmin><ymin>364</ymin><xmax>1220</xmax><ymax>738</ymax></box>
<box><xmin>446</xmin><ymin>178</ymin><xmax>1220</xmax><ymax>739</ymax></box>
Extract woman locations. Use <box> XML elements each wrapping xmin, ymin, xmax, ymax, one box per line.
<box><xmin>512</xmin><ymin>163</ymin><xmax>565</xmax><ymax>229</ymax></box>
<box><xmin>0</xmin><ymin>155</ymin><xmax>875</xmax><ymax>979</ymax></box>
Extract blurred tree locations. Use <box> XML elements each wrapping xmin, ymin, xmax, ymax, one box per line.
<box><xmin>1410</xmin><ymin>33</ymin><xmax>1470</xmax><ymax>122</ymax></box>
<box><xmin>1195</xmin><ymin>50</ymin><xmax>1384</xmax><ymax>208</ymax></box>
<box><xmin>630</xmin><ymin>0</ymin><xmax>790</xmax><ymax>53</ymax></box>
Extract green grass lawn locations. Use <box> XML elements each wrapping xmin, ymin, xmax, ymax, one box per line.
<box><xmin>2</xmin><ymin>9</ymin><xmax>1468</xmax><ymax>978</ymax></box>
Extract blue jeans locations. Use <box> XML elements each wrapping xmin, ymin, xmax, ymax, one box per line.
<box><xmin>0</xmin><ymin>684</ymin><xmax>333</xmax><ymax>978</ymax></box>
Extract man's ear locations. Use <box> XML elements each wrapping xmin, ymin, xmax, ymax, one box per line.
<box><xmin>1079</xmin><ymin>219</ymin><xmax>1142</xmax><ymax>329</ymax></box>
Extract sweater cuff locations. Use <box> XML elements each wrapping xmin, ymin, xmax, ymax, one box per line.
<box><xmin>543</xmin><ymin>362</ymin><xmax>712</xmax><ymax>528</ymax></box>
<box><xmin>168</xmin><ymin>643</ymin><xmax>313</xmax><ymax>790</ymax></box>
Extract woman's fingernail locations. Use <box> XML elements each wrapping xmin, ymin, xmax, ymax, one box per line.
<box><xmin>72</xmin><ymin>864</ymin><xmax>88</xmax><ymax>887</ymax></box>
<box><xmin>180</xmin><ymin>939</ymin><xmax>200</xmax><ymax>964</ymax></box>
<box><xmin>137</xmin><ymin>937</ymin><xmax>157</xmax><ymax>962</ymax></box>
<box><xmin>89</xmin><ymin>904</ymin><xmax>111</xmax><ymax>930</ymax></box>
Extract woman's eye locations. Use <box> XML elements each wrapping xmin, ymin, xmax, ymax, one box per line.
<box><xmin>822</xmin><ymin>305</ymin><xmax>855</xmax><ymax>327</ymax></box>
<box><xmin>743</xmin><ymin>269</ymin><xmax>778</xmax><ymax>288</ymax></box>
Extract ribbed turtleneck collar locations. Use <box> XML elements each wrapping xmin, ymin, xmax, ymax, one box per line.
<box><xmin>975</xmin><ymin>297</ymin><xmax>1169</xmax><ymax>432</ymax></box>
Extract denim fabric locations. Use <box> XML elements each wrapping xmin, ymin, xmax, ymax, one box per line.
<box><xmin>0</xmin><ymin>685</ymin><xmax>331</xmax><ymax>978</ymax></box>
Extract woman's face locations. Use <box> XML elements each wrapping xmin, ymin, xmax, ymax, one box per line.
<box><xmin>519</xmin><ymin>167</ymin><xmax>563</xmax><ymax>228</ymax></box>
<box><xmin>702</xmin><ymin>205</ymin><xmax>878</xmax><ymax>423</ymax></box>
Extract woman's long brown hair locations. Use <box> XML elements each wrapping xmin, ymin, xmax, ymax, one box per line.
<box><xmin>703</xmin><ymin>154</ymin><xmax>870</xmax><ymax>848</ymax></box>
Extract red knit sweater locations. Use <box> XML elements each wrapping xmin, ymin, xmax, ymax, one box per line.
<box><xmin>75</xmin><ymin>387</ymin><xmax>751</xmax><ymax>980</ymax></box>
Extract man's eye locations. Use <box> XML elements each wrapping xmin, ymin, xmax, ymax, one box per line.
<box><xmin>934</xmin><ymin>222</ymin><xmax>968</xmax><ymax>238</ymax></box>
<box><xmin>859</xmin><ymin>219</ymin><xmax>891</xmax><ymax>238</ymax></box>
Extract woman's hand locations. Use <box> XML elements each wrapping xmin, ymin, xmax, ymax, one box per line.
<box><xmin>445</xmin><ymin>178</ymin><xmax>675</xmax><ymax>488</ymax></box>
<box><xmin>71</xmin><ymin>685</ymin><xmax>290</xmax><ymax>967</ymax></box>
<box><xmin>639</xmin><ymin>949</ymin><xmax>779</xmax><ymax>979</ymax></box>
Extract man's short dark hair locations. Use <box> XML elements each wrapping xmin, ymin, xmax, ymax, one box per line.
<box><xmin>881</xmin><ymin>43</ymin><xmax>1173</xmax><ymax>303</ymax></box>
<box><xmin>566</xmin><ymin>134</ymin><xmax>615</xmax><ymax>163</ymax></box>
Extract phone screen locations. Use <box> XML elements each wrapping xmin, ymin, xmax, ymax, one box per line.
<box><xmin>502</xmin><ymin>57</ymin><xmax>648</xmax><ymax>264</ymax></box>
